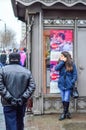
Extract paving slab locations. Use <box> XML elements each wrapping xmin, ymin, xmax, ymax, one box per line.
<box><xmin>0</xmin><ymin>110</ymin><xmax>86</xmax><ymax>130</ymax></box>
<box><xmin>25</xmin><ymin>113</ymin><xmax>86</xmax><ymax>130</ymax></box>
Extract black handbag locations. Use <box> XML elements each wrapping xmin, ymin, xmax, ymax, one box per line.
<box><xmin>71</xmin><ymin>87</ymin><xmax>79</xmax><ymax>99</ymax></box>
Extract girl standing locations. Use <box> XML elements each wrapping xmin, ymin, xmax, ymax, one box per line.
<box><xmin>55</xmin><ymin>51</ymin><xmax>77</xmax><ymax>120</ymax></box>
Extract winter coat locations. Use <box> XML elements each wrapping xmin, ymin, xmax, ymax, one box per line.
<box><xmin>0</xmin><ymin>53</ymin><xmax>7</xmax><ymax>65</ymax></box>
<box><xmin>20</xmin><ymin>51</ymin><xmax>26</xmax><ymax>66</ymax></box>
<box><xmin>55</xmin><ymin>61</ymin><xmax>77</xmax><ymax>90</ymax></box>
<box><xmin>0</xmin><ymin>64</ymin><xmax>36</xmax><ymax>106</ymax></box>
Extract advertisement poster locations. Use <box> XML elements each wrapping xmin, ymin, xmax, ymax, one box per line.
<box><xmin>50</xmin><ymin>30</ymin><xmax>73</xmax><ymax>93</ymax></box>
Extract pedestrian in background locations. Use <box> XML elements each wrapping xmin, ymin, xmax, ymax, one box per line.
<box><xmin>0</xmin><ymin>52</ymin><xmax>36</xmax><ymax>130</ymax></box>
<box><xmin>19</xmin><ymin>48</ymin><xmax>26</xmax><ymax>67</ymax></box>
<box><xmin>55</xmin><ymin>51</ymin><xmax>77</xmax><ymax>120</ymax></box>
<box><xmin>13</xmin><ymin>48</ymin><xmax>17</xmax><ymax>53</ymax></box>
<box><xmin>0</xmin><ymin>50</ymin><xmax>7</xmax><ymax>66</ymax></box>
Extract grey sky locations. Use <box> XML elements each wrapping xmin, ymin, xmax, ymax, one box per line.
<box><xmin>0</xmin><ymin>0</ymin><xmax>21</xmax><ymax>43</ymax></box>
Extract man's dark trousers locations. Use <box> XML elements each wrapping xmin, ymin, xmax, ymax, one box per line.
<box><xmin>3</xmin><ymin>105</ymin><xmax>26</xmax><ymax>130</ymax></box>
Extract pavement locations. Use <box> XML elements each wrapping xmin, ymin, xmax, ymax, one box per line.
<box><xmin>0</xmin><ymin>108</ymin><xmax>86</xmax><ymax>130</ymax></box>
<box><xmin>0</xmin><ymin>102</ymin><xmax>5</xmax><ymax>130</ymax></box>
<box><xmin>24</xmin><ymin>112</ymin><xmax>86</xmax><ymax>130</ymax></box>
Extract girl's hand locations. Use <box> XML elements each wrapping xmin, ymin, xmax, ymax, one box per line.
<box><xmin>59</xmin><ymin>54</ymin><xmax>67</xmax><ymax>62</ymax></box>
<box><xmin>60</xmin><ymin>56</ymin><xmax>67</xmax><ymax>62</ymax></box>
<box><xmin>63</xmin><ymin>57</ymin><xmax>67</xmax><ymax>62</ymax></box>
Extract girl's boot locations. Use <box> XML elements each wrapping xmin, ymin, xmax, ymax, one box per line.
<box><xmin>65</xmin><ymin>102</ymin><xmax>71</xmax><ymax>119</ymax></box>
<box><xmin>59</xmin><ymin>101</ymin><xmax>66</xmax><ymax>120</ymax></box>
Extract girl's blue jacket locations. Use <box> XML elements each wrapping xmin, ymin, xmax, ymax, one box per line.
<box><xmin>55</xmin><ymin>61</ymin><xmax>77</xmax><ymax>90</ymax></box>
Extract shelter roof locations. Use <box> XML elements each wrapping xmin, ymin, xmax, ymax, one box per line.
<box><xmin>13</xmin><ymin>0</ymin><xmax>86</xmax><ymax>7</ymax></box>
<box><xmin>11</xmin><ymin>0</ymin><xmax>86</xmax><ymax>21</ymax></box>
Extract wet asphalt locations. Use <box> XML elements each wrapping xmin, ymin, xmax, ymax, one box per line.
<box><xmin>0</xmin><ymin>102</ymin><xmax>86</xmax><ymax>130</ymax></box>
<box><xmin>0</xmin><ymin>102</ymin><xmax>5</xmax><ymax>130</ymax></box>
<box><xmin>24</xmin><ymin>113</ymin><xmax>86</xmax><ymax>130</ymax></box>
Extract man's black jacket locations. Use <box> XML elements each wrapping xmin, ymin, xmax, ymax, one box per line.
<box><xmin>0</xmin><ymin>64</ymin><xmax>36</xmax><ymax>106</ymax></box>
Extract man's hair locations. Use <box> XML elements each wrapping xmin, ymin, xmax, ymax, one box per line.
<box><xmin>9</xmin><ymin>53</ymin><xmax>20</xmax><ymax>64</ymax></box>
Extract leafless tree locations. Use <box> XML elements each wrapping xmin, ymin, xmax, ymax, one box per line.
<box><xmin>0</xmin><ymin>28</ymin><xmax>17</xmax><ymax>48</ymax></box>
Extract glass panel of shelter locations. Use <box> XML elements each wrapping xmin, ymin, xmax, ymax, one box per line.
<box><xmin>44</xmin><ymin>29</ymin><xmax>73</xmax><ymax>94</ymax></box>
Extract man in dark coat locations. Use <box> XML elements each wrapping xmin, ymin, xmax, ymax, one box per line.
<box><xmin>0</xmin><ymin>52</ymin><xmax>36</xmax><ymax>130</ymax></box>
<box><xmin>0</xmin><ymin>50</ymin><xmax>7</xmax><ymax>66</ymax></box>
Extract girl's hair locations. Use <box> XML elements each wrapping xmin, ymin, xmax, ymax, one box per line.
<box><xmin>61</xmin><ymin>51</ymin><xmax>73</xmax><ymax>71</ymax></box>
